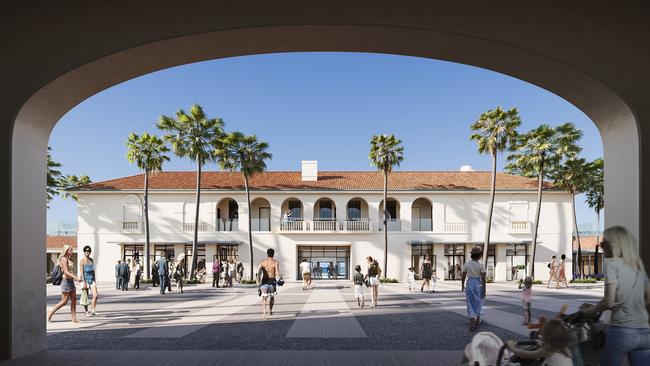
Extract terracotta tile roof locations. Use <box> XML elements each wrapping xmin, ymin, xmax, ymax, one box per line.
<box><xmin>46</xmin><ymin>235</ymin><xmax>77</xmax><ymax>250</ymax></box>
<box><xmin>75</xmin><ymin>171</ymin><xmax>559</xmax><ymax>192</ymax></box>
<box><xmin>573</xmin><ymin>236</ymin><xmax>600</xmax><ymax>251</ymax></box>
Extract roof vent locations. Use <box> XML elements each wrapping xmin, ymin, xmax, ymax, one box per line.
<box><xmin>460</xmin><ymin>165</ymin><xmax>474</xmax><ymax>171</ymax></box>
<box><xmin>301</xmin><ymin>160</ymin><xmax>318</xmax><ymax>181</ymax></box>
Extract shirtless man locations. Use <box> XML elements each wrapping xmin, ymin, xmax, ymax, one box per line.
<box><xmin>257</xmin><ymin>248</ymin><xmax>281</xmax><ymax>315</ymax></box>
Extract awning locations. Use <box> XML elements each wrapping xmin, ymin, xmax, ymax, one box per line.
<box><xmin>108</xmin><ymin>240</ymin><xmax>244</xmax><ymax>245</ymax></box>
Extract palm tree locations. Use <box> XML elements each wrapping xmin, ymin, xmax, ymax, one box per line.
<box><xmin>157</xmin><ymin>104</ymin><xmax>225</xmax><ymax>279</ymax></box>
<box><xmin>60</xmin><ymin>174</ymin><xmax>92</xmax><ymax>201</ymax></box>
<box><xmin>585</xmin><ymin>158</ymin><xmax>604</xmax><ymax>232</ymax></box>
<box><xmin>215</xmin><ymin>132</ymin><xmax>272</xmax><ymax>280</ymax></box>
<box><xmin>505</xmin><ymin>123</ymin><xmax>582</xmax><ymax>279</ymax></box>
<box><xmin>47</xmin><ymin>147</ymin><xmax>63</xmax><ymax>206</ymax></box>
<box><xmin>551</xmin><ymin>157</ymin><xmax>591</xmax><ymax>278</ymax></box>
<box><xmin>369</xmin><ymin>134</ymin><xmax>404</xmax><ymax>279</ymax></box>
<box><xmin>126</xmin><ymin>132</ymin><xmax>170</xmax><ymax>280</ymax></box>
<box><xmin>470</xmin><ymin>107</ymin><xmax>521</xmax><ymax>269</ymax></box>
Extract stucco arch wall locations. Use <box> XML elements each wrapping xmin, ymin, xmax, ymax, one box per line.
<box><xmin>5</xmin><ymin>13</ymin><xmax>644</xmax><ymax>360</ymax></box>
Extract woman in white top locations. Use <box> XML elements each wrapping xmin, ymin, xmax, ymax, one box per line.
<box><xmin>461</xmin><ymin>246</ymin><xmax>487</xmax><ymax>332</ymax></box>
<box><xmin>579</xmin><ymin>225</ymin><xmax>650</xmax><ymax>365</ymax></box>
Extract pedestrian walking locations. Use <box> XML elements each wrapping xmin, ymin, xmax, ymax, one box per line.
<box><xmin>174</xmin><ymin>254</ymin><xmax>185</xmax><ymax>294</ymax></box>
<box><xmin>165</xmin><ymin>253</ymin><xmax>173</xmax><ymax>293</ymax></box>
<box><xmin>461</xmin><ymin>246</ymin><xmax>486</xmax><ymax>332</ymax></box>
<box><xmin>78</xmin><ymin>245</ymin><xmax>99</xmax><ymax>317</ymax></box>
<box><xmin>300</xmin><ymin>258</ymin><xmax>311</xmax><ymax>290</ymax></box>
<box><xmin>511</xmin><ymin>265</ymin><xmax>518</xmax><ymax>281</ymax></box>
<box><xmin>365</xmin><ymin>256</ymin><xmax>381</xmax><ymax>308</ymax></box>
<box><xmin>156</xmin><ymin>252</ymin><xmax>169</xmax><ymax>295</ymax></box>
<box><xmin>114</xmin><ymin>259</ymin><xmax>121</xmax><ymax>289</ymax></box>
<box><xmin>228</xmin><ymin>258</ymin><xmax>236</xmax><ymax>287</ymax></box>
<box><xmin>47</xmin><ymin>245</ymin><xmax>81</xmax><ymax>323</ymax></box>
<box><xmin>407</xmin><ymin>267</ymin><xmax>416</xmax><ymax>292</ymax></box>
<box><xmin>420</xmin><ymin>254</ymin><xmax>433</xmax><ymax>293</ymax></box>
<box><xmin>132</xmin><ymin>259</ymin><xmax>141</xmax><ymax>289</ymax></box>
<box><xmin>547</xmin><ymin>255</ymin><xmax>558</xmax><ymax>288</ymax></box>
<box><xmin>556</xmin><ymin>254</ymin><xmax>568</xmax><ymax>288</ymax></box>
<box><xmin>118</xmin><ymin>259</ymin><xmax>129</xmax><ymax>291</ymax></box>
<box><xmin>236</xmin><ymin>261</ymin><xmax>244</xmax><ymax>283</ymax></box>
<box><xmin>212</xmin><ymin>260</ymin><xmax>221</xmax><ymax>288</ymax></box>
<box><xmin>152</xmin><ymin>259</ymin><xmax>159</xmax><ymax>287</ymax></box>
<box><xmin>353</xmin><ymin>265</ymin><xmax>365</xmax><ymax>307</ymax></box>
<box><xmin>518</xmin><ymin>276</ymin><xmax>533</xmax><ymax>325</ymax></box>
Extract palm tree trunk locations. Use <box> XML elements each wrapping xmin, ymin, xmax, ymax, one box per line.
<box><xmin>191</xmin><ymin>159</ymin><xmax>201</xmax><ymax>280</ymax></box>
<box><xmin>572</xmin><ymin>191</ymin><xmax>582</xmax><ymax>278</ymax></box>
<box><xmin>483</xmin><ymin>150</ymin><xmax>497</xmax><ymax>269</ymax></box>
<box><xmin>383</xmin><ymin>169</ymin><xmax>388</xmax><ymax>279</ymax></box>
<box><xmin>144</xmin><ymin>170</ymin><xmax>150</xmax><ymax>280</ymax></box>
<box><xmin>530</xmin><ymin>159</ymin><xmax>544</xmax><ymax>280</ymax></box>
<box><xmin>245</xmin><ymin>174</ymin><xmax>254</xmax><ymax>281</ymax></box>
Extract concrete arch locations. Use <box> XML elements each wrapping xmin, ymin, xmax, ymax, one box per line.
<box><xmin>4</xmin><ymin>4</ymin><xmax>647</xmax><ymax>360</ymax></box>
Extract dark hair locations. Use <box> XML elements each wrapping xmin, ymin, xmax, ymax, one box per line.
<box><xmin>471</xmin><ymin>252</ymin><xmax>482</xmax><ymax>260</ymax></box>
<box><xmin>302</xmin><ymin>258</ymin><xmax>307</xmax><ymax>262</ymax></box>
<box><xmin>83</xmin><ymin>245</ymin><xmax>92</xmax><ymax>253</ymax></box>
<box><xmin>552</xmin><ymin>255</ymin><xmax>557</xmax><ymax>258</ymax></box>
<box><xmin>355</xmin><ymin>265</ymin><xmax>361</xmax><ymax>272</ymax></box>
<box><xmin>267</xmin><ymin>248</ymin><xmax>275</xmax><ymax>257</ymax></box>
<box><xmin>367</xmin><ymin>256</ymin><xmax>373</xmax><ymax>262</ymax></box>
<box><xmin>561</xmin><ymin>254</ymin><xmax>566</xmax><ymax>260</ymax></box>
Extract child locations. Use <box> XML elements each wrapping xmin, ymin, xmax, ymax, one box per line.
<box><xmin>353</xmin><ymin>265</ymin><xmax>365</xmax><ymax>307</ymax></box>
<box><xmin>431</xmin><ymin>269</ymin><xmax>438</xmax><ymax>293</ymax></box>
<box><xmin>518</xmin><ymin>276</ymin><xmax>533</xmax><ymax>325</ymax></box>
<box><xmin>506</xmin><ymin>319</ymin><xmax>572</xmax><ymax>365</ymax></box>
<box><xmin>406</xmin><ymin>267</ymin><xmax>416</xmax><ymax>292</ymax></box>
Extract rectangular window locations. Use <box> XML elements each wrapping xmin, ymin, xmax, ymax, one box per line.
<box><xmin>185</xmin><ymin>244</ymin><xmax>206</xmax><ymax>273</ymax></box>
<box><xmin>123</xmin><ymin>244</ymin><xmax>144</xmax><ymax>262</ymax></box>
<box><xmin>288</xmin><ymin>200</ymin><xmax>302</xmax><ymax>220</ymax></box>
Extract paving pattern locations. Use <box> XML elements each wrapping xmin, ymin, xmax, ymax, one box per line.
<box><xmin>35</xmin><ymin>280</ymin><xmax>604</xmax><ymax>365</ymax></box>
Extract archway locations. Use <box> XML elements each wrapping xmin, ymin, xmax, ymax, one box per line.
<box><xmin>5</xmin><ymin>5</ymin><xmax>645</xmax><ymax>359</ymax></box>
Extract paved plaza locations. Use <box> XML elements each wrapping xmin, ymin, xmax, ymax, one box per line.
<box><xmin>4</xmin><ymin>280</ymin><xmax>603</xmax><ymax>365</ymax></box>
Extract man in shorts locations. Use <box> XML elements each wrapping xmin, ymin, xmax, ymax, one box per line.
<box><xmin>299</xmin><ymin>258</ymin><xmax>311</xmax><ymax>290</ymax></box>
<box><xmin>257</xmin><ymin>248</ymin><xmax>281</xmax><ymax>315</ymax></box>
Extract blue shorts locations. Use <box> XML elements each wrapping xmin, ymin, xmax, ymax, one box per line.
<box><xmin>259</xmin><ymin>281</ymin><xmax>277</xmax><ymax>295</ymax></box>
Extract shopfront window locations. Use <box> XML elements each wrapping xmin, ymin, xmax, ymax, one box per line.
<box><xmin>506</xmin><ymin>243</ymin><xmax>528</xmax><ymax>280</ymax></box>
<box><xmin>444</xmin><ymin>244</ymin><xmax>465</xmax><ymax>280</ymax></box>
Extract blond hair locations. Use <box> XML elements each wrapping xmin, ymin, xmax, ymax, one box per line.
<box><xmin>541</xmin><ymin>319</ymin><xmax>573</xmax><ymax>358</ymax></box>
<box><xmin>603</xmin><ymin>225</ymin><xmax>646</xmax><ymax>274</ymax></box>
<box><xmin>58</xmin><ymin>244</ymin><xmax>74</xmax><ymax>270</ymax></box>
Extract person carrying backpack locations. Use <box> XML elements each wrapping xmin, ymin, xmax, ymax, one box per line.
<box><xmin>365</xmin><ymin>256</ymin><xmax>382</xmax><ymax>308</ymax></box>
<box><xmin>47</xmin><ymin>244</ymin><xmax>81</xmax><ymax>323</ymax></box>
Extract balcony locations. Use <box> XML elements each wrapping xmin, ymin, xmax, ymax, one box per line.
<box><xmin>378</xmin><ymin>219</ymin><xmax>401</xmax><ymax>232</ymax></box>
<box><xmin>444</xmin><ymin>222</ymin><xmax>468</xmax><ymax>233</ymax></box>
<box><xmin>279</xmin><ymin>219</ymin><xmax>372</xmax><ymax>233</ymax></box>
<box><xmin>508</xmin><ymin>220</ymin><xmax>531</xmax><ymax>234</ymax></box>
<box><xmin>121</xmin><ymin>220</ymin><xmax>141</xmax><ymax>233</ymax></box>
<box><xmin>250</xmin><ymin>218</ymin><xmax>271</xmax><ymax>232</ymax></box>
<box><xmin>411</xmin><ymin>219</ymin><xmax>433</xmax><ymax>231</ymax></box>
<box><xmin>182</xmin><ymin>222</ymin><xmax>211</xmax><ymax>232</ymax></box>
<box><xmin>216</xmin><ymin>219</ymin><xmax>239</xmax><ymax>232</ymax></box>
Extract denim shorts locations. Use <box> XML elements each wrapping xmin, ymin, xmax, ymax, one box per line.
<box><xmin>60</xmin><ymin>278</ymin><xmax>76</xmax><ymax>293</ymax></box>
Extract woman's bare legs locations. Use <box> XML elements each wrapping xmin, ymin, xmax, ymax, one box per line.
<box><xmin>47</xmin><ymin>292</ymin><xmax>70</xmax><ymax>321</ymax></box>
<box><xmin>70</xmin><ymin>289</ymin><xmax>79</xmax><ymax>322</ymax></box>
<box><xmin>371</xmin><ymin>285</ymin><xmax>379</xmax><ymax>307</ymax></box>
<box><xmin>91</xmin><ymin>284</ymin><xmax>98</xmax><ymax>313</ymax></box>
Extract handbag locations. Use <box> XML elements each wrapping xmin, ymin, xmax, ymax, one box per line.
<box><xmin>364</xmin><ymin>279</ymin><xmax>371</xmax><ymax>288</ymax></box>
<box><xmin>80</xmin><ymin>289</ymin><xmax>90</xmax><ymax>306</ymax></box>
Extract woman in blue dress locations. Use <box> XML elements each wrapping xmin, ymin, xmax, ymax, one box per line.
<box><xmin>79</xmin><ymin>245</ymin><xmax>99</xmax><ymax>316</ymax></box>
<box><xmin>461</xmin><ymin>246</ymin><xmax>486</xmax><ymax>331</ymax></box>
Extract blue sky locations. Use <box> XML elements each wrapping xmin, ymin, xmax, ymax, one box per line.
<box><xmin>47</xmin><ymin>52</ymin><xmax>603</xmax><ymax>234</ymax></box>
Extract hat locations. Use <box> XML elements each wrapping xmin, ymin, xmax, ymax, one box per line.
<box><xmin>470</xmin><ymin>246</ymin><xmax>483</xmax><ymax>255</ymax></box>
<box><xmin>464</xmin><ymin>331</ymin><xmax>504</xmax><ymax>365</ymax></box>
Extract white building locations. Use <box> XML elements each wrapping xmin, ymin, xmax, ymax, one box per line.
<box><xmin>75</xmin><ymin>162</ymin><xmax>573</xmax><ymax>282</ymax></box>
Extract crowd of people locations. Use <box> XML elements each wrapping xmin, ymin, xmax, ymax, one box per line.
<box><xmin>211</xmin><ymin>257</ymin><xmax>244</xmax><ymax>288</ymax></box>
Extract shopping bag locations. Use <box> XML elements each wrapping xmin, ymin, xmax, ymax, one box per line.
<box><xmin>80</xmin><ymin>289</ymin><xmax>90</xmax><ymax>306</ymax></box>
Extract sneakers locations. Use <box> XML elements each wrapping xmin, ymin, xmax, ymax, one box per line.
<box><xmin>90</xmin><ymin>311</ymin><xmax>97</xmax><ymax>316</ymax></box>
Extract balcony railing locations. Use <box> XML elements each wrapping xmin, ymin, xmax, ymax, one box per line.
<box><xmin>379</xmin><ymin>219</ymin><xmax>401</xmax><ymax>232</ymax></box>
<box><xmin>279</xmin><ymin>219</ymin><xmax>372</xmax><ymax>232</ymax></box>
<box><xmin>182</xmin><ymin>222</ymin><xmax>211</xmax><ymax>232</ymax></box>
<box><xmin>121</xmin><ymin>220</ymin><xmax>141</xmax><ymax>233</ymax></box>
<box><xmin>216</xmin><ymin>219</ymin><xmax>239</xmax><ymax>232</ymax></box>
<box><xmin>508</xmin><ymin>220</ymin><xmax>531</xmax><ymax>233</ymax></box>
<box><xmin>445</xmin><ymin>222</ymin><xmax>468</xmax><ymax>233</ymax></box>
<box><xmin>411</xmin><ymin>219</ymin><xmax>433</xmax><ymax>231</ymax></box>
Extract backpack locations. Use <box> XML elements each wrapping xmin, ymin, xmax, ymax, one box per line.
<box><xmin>51</xmin><ymin>264</ymin><xmax>63</xmax><ymax>285</ymax></box>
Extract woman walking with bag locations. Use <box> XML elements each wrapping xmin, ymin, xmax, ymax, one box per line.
<box><xmin>365</xmin><ymin>256</ymin><xmax>382</xmax><ymax>308</ymax></box>
<box><xmin>579</xmin><ymin>226</ymin><xmax>650</xmax><ymax>365</ymax></box>
<box><xmin>461</xmin><ymin>246</ymin><xmax>487</xmax><ymax>332</ymax></box>
<box><xmin>48</xmin><ymin>244</ymin><xmax>81</xmax><ymax>323</ymax></box>
<box><xmin>78</xmin><ymin>245</ymin><xmax>99</xmax><ymax>317</ymax></box>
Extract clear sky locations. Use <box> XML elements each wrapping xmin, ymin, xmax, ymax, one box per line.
<box><xmin>47</xmin><ymin>52</ymin><xmax>603</xmax><ymax>234</ymax></box>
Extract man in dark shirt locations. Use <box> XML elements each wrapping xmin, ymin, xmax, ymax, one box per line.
<box><xmin>118</xmin><ymin>260</ymin><xmax>129</xmax><ymax>291</ymax></box>
<box><xmin>157</xmin><ymin>252</ymin><xmax>169</xmax><ymax>294</ymax></box>
<box><xmin>115</xmin><ymin>260</ymin><xmax>121</xmax><ymax>289</ymax></box>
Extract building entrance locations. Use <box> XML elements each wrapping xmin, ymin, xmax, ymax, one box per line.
<box><xmin>444</xmin><ymin>244</ymin><xmax>466</xmax><ymax>280</ymax></box>
<box><xmin>297</xmin><ymin>245</ymin><xmax>349</xmax><ymax>280</ymax></box>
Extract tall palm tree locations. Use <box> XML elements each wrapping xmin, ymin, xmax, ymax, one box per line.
<box><xmin>551</xmin><ymin>157</ymin><xmax>590</xmax><ymax>278</ymax></box>
<box><xmin>60</xmin><ymin>174</ymin><xmax>92</xmax><ymax>202</ymax></box>
<box><xmin>505</xmin><ymin>123</ymin><xmax>582</xmax><ymax>279</ymax></box>
<box><xmin>126</xmin><ymin>132</ymin><xmax>170</xmax><ymax>280</ymax></box>
<box><xmin>369</xmin><ymin>134</ymin><xmax>404</xmax><ymax>279</ymax></box>
<box><xmin>470</xmin><ymin>107</ymin><xmax>521</xmax><ymax>269</ymax></box>
<box><xmin>215</xmin><ymin>132</ymin><xmax>272</xmax><ymax>280</ymax></box>
<box><xmin>46</xmin><ymin>147</ymin><xmax>63</xmax><ymax>206</ymax></box>
<box><xmin>157</xmin><ymin>104</ymin><xmax>224</xmax><ymax>279</ymax></box>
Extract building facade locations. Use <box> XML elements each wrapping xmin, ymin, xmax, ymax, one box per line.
<box><xmin>75</xmin><ymin>165</ymin><xmax>573</xmax><ymax>282</ymax></box>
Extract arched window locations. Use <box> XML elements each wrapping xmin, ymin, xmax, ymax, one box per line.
<box><xmin>122</xmin><ymin>195</ymin><xmax>142</xmax><ymax>231</ymax></box>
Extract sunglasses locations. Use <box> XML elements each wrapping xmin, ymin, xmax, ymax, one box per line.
<box><xmin>84</xmin><ymin>249</ymin><xmax>91</xmax><ymax>253</ymax></box>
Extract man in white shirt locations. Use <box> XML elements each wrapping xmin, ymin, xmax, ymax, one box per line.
<box><xmin>299</xmin><ymin>259</ymin><xmax>312</xmax><ymax>290</ymax></box>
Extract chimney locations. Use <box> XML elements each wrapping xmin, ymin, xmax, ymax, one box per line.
<box><xmin>301</xmin><ymin>160</ymin><xmax>318</xmax><ymax>181</ymax></box>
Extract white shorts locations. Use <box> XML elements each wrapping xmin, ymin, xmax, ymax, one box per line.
<box><xmin>354</xmin><ymin>284</ymin><xmax>364</xmax><ymax>298</ymax></box>
<box><xmin>369</xmin><ymin>276</ymin><xmax>380</xmax><ymax>286</ymax></box>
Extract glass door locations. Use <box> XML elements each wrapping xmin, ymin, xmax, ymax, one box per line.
<box><xmin>297</xmin><ymin>245</ymin><xmax>349</xmax><ymax>280</ymax></box>
<box><xmin>444</xmin><ymin>244</ymin><xmax>465</xmax><ymax>280</ymax></box>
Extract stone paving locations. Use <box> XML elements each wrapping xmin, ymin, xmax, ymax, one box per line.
<box><xmin>2</xmin><ymin>280</ymin><xmax>604</xmax><ymax>365</ymax></box>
